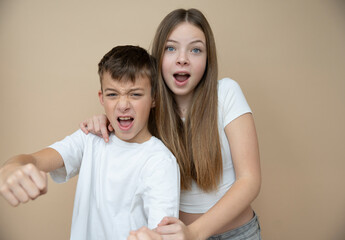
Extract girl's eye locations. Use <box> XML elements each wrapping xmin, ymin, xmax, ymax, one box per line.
<box><xmin>165</xmin><ymin>46</ymin><xmax>175</xmax><ymax>52</ymax></box>
<box><xmin>131</xmin><ymin>93</ymin><xmax>142</xmax><ymax>97</ymax></box>
<box><xmin>191</xmin><ymin>48</ymin><xmax>201</xmax><ymax>53</ymax></box>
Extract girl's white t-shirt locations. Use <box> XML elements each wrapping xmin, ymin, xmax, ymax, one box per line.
<box><xmin>179</xmin><ymin>78</ymin><xmax>252</xmax><ymax>213</ymax></box>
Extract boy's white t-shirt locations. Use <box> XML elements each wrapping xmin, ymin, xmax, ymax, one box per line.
<box><xmin>49</xmin><ymin>130</ymin><xmax>180</xmax><ymax>240</ymax></box>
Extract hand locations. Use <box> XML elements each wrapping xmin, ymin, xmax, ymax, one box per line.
<box><xmin>156</xmin><ymin>217</ymin><xmax>196</xmax><ymax>240</ymax></box>
<box><xmin>79</xmin><ymin>114</ymin><xmax>113</xmax><ymax>142</ymax></box>
<box><xmin>0</xmin><ymin>163</ymin><xmax>47</xmax><ymax>206</ymax></box>
<box><xmin>127</xmin><ymin>227</ymin><xmax>162</xmax><ymax>240</ymax></box>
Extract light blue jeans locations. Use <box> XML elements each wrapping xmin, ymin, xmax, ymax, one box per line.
<box><xmin>207</xmin><ymin>212</ymin><xmax>261</xmax><ymax>240</ymax></box>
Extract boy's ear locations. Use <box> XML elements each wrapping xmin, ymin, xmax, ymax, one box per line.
<box><xmin>98</xmin><ymin>90</ymin><xmax>104</xmax><ymax>105</ymax></box>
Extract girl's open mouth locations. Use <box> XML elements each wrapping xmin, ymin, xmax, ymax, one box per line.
<box><xmin>174</xmin><ymin>73</ymin><xmax>190</xmax><ymax>86</ymax></box>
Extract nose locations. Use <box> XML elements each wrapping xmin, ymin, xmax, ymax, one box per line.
<box><xmin>176</xmin><ymin>51</ymin><xmax>189</xmax><ymax>66</ymax></box>
<box><xmin>117</xmin><ymin>96</ymin><xmax>131</xmax><ymax>112</ymax></box>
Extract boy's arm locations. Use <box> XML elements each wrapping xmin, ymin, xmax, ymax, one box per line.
<box><xmin>0</xmin><ymin>148</ymin><xmax>64</xmax><ymax>206</ymax></box>
<box><xmin>142</xmin><ymin>156</ymin><xmax>180</xmax><ymax>229</ymax></box>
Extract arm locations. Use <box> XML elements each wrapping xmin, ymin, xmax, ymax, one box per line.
<box><xmin>79</xmin><ymin>114</ymin><xmax>113</xmax><ymax>142</ymax></box>
<box><xmin>142</xmin><ymin>156</ymin><xmax>180</xmax><ymax>229</ymax></box>
<box><xmin>0</xmin><ymin>148</ymin><xmax>64</xmax><ymax>206</ymax></box>
<box><xmin>157</xmin><ymin>113</ymin><xmax>261</xmax><ymax>239</ymax></box>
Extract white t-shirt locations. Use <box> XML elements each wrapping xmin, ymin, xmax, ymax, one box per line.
<box><xmin>179</xmin><ymin>78</ymin><xmax>252</xmax><ymax>213</ymax></box>
<box><xmin>50</xmin><ymin>130</ymin><xmax>180</xmax><ymax>240</ymax></box>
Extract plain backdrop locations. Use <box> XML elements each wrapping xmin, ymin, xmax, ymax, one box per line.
<box><xmin>1</xmin><ymin>1</ymin><xmax>344</xmax><ymax>239</ymax></box>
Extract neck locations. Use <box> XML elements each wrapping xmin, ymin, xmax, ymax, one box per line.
<box><xmin>174</xmin><ymin>93</ymin><xmax>193</xmax><ymax>118</ymax></box>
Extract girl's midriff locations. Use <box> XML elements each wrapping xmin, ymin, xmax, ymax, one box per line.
<box><xmin>179</xmin><ymin>205</ymin><xmax>254</xmax><ymax>235</ymax></box>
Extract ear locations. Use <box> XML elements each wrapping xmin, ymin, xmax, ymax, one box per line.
<box><xmin>98</xmin><ymin>90</ymin><xmax>104</xmax><ymax>105</ymax></box>
<box><xmin>151</xmin><ymin>99</ymin><xmax>156</xmax><ymax>108</ymax></box>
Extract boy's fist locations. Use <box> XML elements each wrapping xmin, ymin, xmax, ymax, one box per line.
<box><xmin>0</xmin><ymin>163</ymin><xmax>47</xmax><ymax>206</ymax></box>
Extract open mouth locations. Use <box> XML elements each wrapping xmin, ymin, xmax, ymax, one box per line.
<box><xmin>174</xmin><ymin>73</ymin><xmax>190</xmax><ymax>82</ymax></box>
<box><xmin>118</xmin><ymin>117</ymin><xmax>134</xmax><ymax>129</ymax></box>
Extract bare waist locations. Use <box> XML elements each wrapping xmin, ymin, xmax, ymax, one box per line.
<box><xmin>179</xmin><ymin>206</ymin><xmax>254</xmax><ymax>235</ymax></box>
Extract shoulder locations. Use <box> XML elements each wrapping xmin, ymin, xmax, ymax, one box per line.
<box><xmin>143</xmin><ymin>137</ymin><xmax>177</xmax><ymax>165</ymax></box>
<box><xmin>218</xmin><ymin>78</ymin><xmax>243</xmax><ymax>96</ymax></box>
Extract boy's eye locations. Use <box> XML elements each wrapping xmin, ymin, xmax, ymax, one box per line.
<box><xmin>131</xmin><ymin>93</ymin><xmax>143</xmax><ymax>97</ymax></box>
<box><xmin>106</xmin><ymin>93</ymin><xmax>117</xmax><ymax>97</ymax></box>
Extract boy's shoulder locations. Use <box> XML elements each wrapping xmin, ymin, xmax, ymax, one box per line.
<box><xmin>146</xmin><ymin>137</ymin><xmax>173</xmax><ymax>154</ymax></box>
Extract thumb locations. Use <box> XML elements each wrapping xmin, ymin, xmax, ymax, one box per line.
<box><xmin>157</xmin><ymin>217</ymin><xmax>179</xmax><ymax>227</ymax></box>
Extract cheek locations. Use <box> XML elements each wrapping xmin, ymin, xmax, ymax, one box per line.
<box><xmin>195</xmin><ymin>58</ymin><xmax>207</xmax><ymax>77</ymax></box>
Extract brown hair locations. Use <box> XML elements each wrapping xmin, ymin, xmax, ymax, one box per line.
<box><xmin>151</xmin><ymin>9</ymin><xmax>222</xmax><ymax>191</ymax></box>
<box><xmin>98</xmin><ymin>45</ymin><xmax>157</xmax><ymax>135</ymax></box>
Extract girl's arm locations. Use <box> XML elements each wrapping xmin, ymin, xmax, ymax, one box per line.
<box><xmin>0</xmin><ymin>148</ymin><xmax>64</xmax><ymax>206</ymax></box>
<box><xmin>79</xmin><ymin>114</ymin><xmax>113</xmax><ymax>142</ymax></box>
<box><xmin>157</xmin><ymin>113</ymin><xmax>261</xmax><ymax>240</ymax></box>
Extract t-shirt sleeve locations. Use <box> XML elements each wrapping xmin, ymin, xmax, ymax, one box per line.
<box><xmin>49</xmin><ymin>129</ymin><xmax>85</xmax><ymax>183</ymax></box>
<box><xmin>219</xmin><ymin>78</ymin><xmax>252</xmax><ymax>127</ymax></box>
<box><xmin>140</xmin><ymin>154</ymin><xmax>180</xmax><ymax>229</ymax></box>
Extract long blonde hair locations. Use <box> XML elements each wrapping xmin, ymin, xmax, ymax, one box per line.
<box><xmin>151</xmin><ymin>9</ymin><xmax>222</xmax><ymax>191</ymax></box>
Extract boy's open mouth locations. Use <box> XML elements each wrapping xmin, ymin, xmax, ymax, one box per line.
<box><xmin>118</xmin><ymin>117</ymin><xmax>134</xmax><ymax>128</ymax></box>
<box><xmin>174</xmin><ymin>73</ymin><xmax>190</xmax><ymax>82</ymax></box>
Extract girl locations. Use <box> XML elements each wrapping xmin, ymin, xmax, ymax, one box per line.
<box><xmin>81</xmin><ymin>8</ymin><xmax>261</xmax><ymax>240</ymax></box>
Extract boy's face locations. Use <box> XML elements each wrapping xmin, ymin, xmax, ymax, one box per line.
<box><xmin>99</xmin><ymin>72</ymin><xmax>155</xmax><ymax>143</ymax></box>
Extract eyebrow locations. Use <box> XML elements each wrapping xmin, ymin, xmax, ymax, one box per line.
<box><xmin>104</xmin><ymin>87</ymin><xmax>144</xmax><ymax>92</ymax></box>
<box><xmin>166</xmin><ymin>39</ymin><xmax>206</xmax><ymax>46</ymax></box>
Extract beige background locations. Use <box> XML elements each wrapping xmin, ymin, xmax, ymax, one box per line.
<box><xmin>1</xmin><ymin>0</ymin><xmax>344</xmax><ymax>239</ymax></box>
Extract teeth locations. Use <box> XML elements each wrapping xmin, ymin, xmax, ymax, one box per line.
<box><xmin>177</xmin><ymin>73</ymin><xmax>188</xmax><ymax>75</ymax></box>
<box><xmin>119</xmin><ymin>117</ymin><xmax>131</xmax><ymax>120</ymax></box>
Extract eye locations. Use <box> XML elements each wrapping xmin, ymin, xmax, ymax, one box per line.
<box><xmin>106</xmin><ymin>93</ymin><xmax>117</xmax><ymax>97</ymax></box>
<box><xmin>191</xmin><ymin>48</ymin><xmax>201</xmax><ymax>53</ymax></box>
<box><xmin>165</xmin><ymin>46</ymin><xmax>175</xmax><ymax>52</ymax></box>
<box><xmin>131</xmin><ymin>93</ymin><xmax>143</xmax><ymax>97</ymax></box>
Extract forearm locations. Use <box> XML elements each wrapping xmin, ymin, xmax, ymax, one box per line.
<box><xmin>188</xmin><ymin>177</ymin><xmax>261</xmax><ymax>239</ymax></box>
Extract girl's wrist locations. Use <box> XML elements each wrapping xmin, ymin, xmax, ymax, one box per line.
<box><xmin>188</xmin><ymin>222</ymin><xmax>208</xmax><ymax>240</ymax></box>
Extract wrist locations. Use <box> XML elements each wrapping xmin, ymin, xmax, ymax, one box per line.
<box><xmin>188</xmin><ymin>223</ymin><xmax>208</xmax><ymax>240</ymax></box>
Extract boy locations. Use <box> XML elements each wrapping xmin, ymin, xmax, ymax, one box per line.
<box><xmin>0</xmin><ymin>45</ymin><xmax>180</xmax><ymax>240</ymax></box>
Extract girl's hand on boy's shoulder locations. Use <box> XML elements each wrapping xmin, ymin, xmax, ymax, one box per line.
<box><xmin>0</xmin><ymin>163</ymin><xmax>47</xmax><ymax>206</ymax></box>
<box><xmin>79</xmin><ymin>114</ymin><xmax>113</xmax><ymax>143</ymax></box>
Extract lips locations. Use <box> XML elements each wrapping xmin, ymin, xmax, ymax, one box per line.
<box><xmin>173</xmin><ymin>72</ymin><xmax>190</xmax><ymax>86</ymax></box>
<box><xmin>117</xmin><ymin>116</ymin><xmax>134</xmax><ymax>130</ymax></box>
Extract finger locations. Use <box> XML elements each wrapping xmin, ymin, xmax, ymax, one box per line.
<box><xmin>22</xmin><ymin>164</ymin><xmax>46</xmax><ymax>191</ymax></box>
<box><xmin>100</xmin><ymin>125</ymin><xmax>109</xmax><ymax>142</ymax></box>
<box><xmin>93</xmin><ymin>115</ymin><xmax>101</xmax><ymax>133</ymax></box>
<box><xmin>18</xmin><ymin>173</ymin><xmax>41</xmax><ymax>199</ymax></box>
<box><xmin>161</xmin><ymin>235</ymin><xmax>178</xmax><ymax>240</ymax></box>
<box><xmin>127</xmin><ymin>232</ymin><xmax>138</xmax><ymax>240</ymax></box>
<box><xmin>157</xmin><ymin>217</ymin><xmax>179</xmax><ymax>227</ymax></box>
<box><xmin>87</xmin><ymin>120</ymin><xmax>94</xmax><ymax>134</ymax></box>
<box><xmin>108</xmin><ymin>123</ymin><xmax>114</xmax><ymax>132</ymax></box>
<box><xmin>0</xmin><ymin>185</ymin><xmax>19</xmax><ymax>206</ymax></box>
<box><xmin>39</xmin><ymin>171</ymin><xmax>48</xmax><ymax>195</ymax></box>
<box><xmin>79</xmin><ymin>121</ymin><xmax>89</xmax><ymax>134</ymax></box>
<box><xmin>7</xmin><ymin>176</ymin><xmax>30</xmax><ymax>203</ymax></box>
<box><xmin>155</xmin><ymin>222</ymin><xmax>182</xmax><ymax>235</ymax></box>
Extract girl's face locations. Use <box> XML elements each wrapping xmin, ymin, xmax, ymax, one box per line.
<box><xmin>162</xmin><ymin>22</ymin><xmax>207</xmax><ymax>102</ymax></box>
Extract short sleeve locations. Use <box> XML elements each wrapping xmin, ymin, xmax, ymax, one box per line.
<box><xmin>140</xmin><ymin>155</ymin><xmax>180</xmax><ymax>229</ymax></box>
<box><xmin>218</xmin><ymin>78</ymin><xmax>252</xmax><ymax>127</ymax></box>
<box><xmin>49</xmin><ymin>129</ymin><xmax>85</xmax><ymax>183</ymax></box>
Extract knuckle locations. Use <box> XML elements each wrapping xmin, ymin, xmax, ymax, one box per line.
<box><xmin>25</xmin><ymin>163</ymin><xmax>35</xmax><ymax>172</ymax></box>
<box><xmin>14</xmin><ymin>170</ymin><xmax>25</xmax><ymax>178</ymax></box>
<box><xmin>7</xmin><ymin>176</ymin><xmax>17</xmax><ymax>187</ymax></box>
